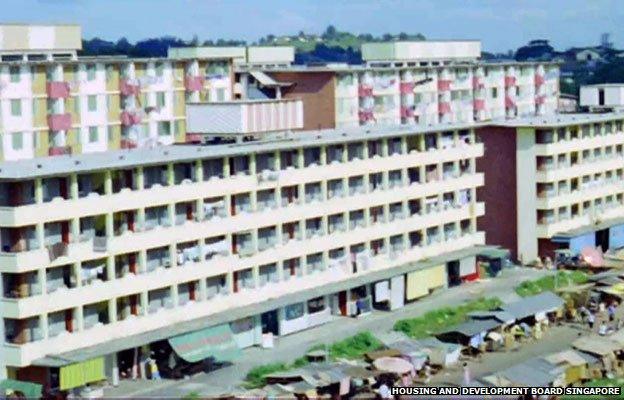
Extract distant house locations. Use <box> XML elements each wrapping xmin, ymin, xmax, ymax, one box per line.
<box><xmin>574</xmin><ymin>48</ymin><xmax>602</xmax><ymax>62</ymax></box>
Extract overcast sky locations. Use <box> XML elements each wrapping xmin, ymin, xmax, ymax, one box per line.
<box><xmin>2</xmin><ymin>0</ymin><xmax>622</xmax><ymax>52</ymax></box>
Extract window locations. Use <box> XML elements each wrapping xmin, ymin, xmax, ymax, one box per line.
<box><xmin>9</xmin><ymin>66</ymin><xmax>21</xmax><ymax>83</ymax></box>
<box><xmin>491</xmin><ymin>88</ymin><xmax>498</xmax><ymax>99</ymax></box>
<box><xmin>156</xmin><ymin>92</ymin><xmax>166</xmax><ymax>108</ymax></box>
<box><xmin>307</xmin><ymin>297</ymin><xmax>325</xmax><ymax>314</ymax></box>
<box><xmin>88</xmin><ymin>127</ymin><xmax>99</xmax><ymax>143</ymax></box>
<box><xmin>87</xmin><ymin>95</ymin><xmax>97</xmax><ymax>112</ymax></box>
<box><xmin>285</xmin><ymin>303</ymin><xmax>305</xmax><ymax>320</ymax></box>
<box><xmin>10</xmin><ymin>99</ymin><xmax>21</xmax><ymax>116</ymax></box>
<box><xmin>11</xmin><ymin>132</ymin><xmax>23</xmax><ymax>150</ymax></box>
<box><xmin>157</xmin><ymin>121</ymin><xmax>171</xmax><ymax>136</ymax></box>
<box><xmin>86</xmin><ymin>64</ymin><xmax>97</xmax><ymax>81</ymax></box>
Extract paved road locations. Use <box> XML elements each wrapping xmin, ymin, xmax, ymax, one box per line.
<box><xmin>104</xmin><ymin>267</ymin><xmax>550</xmax><ymax>398</ymax></box>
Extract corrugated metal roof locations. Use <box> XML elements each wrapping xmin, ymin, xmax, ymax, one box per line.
<box><xmin>498</xmin><ymin>357</ymin><xmax>563</xmax><ymax>386</ymax></box>
<box><xmin>438</xmin><ymin>318</ymin><xmax>501</xmax><ymax>338</ymax></box>
<box><xmin>500</xmin><ymin>292</ymin><xmax>564</xmax><ymax>320</ymax></box>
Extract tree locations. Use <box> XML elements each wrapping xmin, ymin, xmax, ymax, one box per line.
<box><xmin>398</xmin><ymin>32</ymin><xmax>409</xmax><ymax>40</ymax></box>
<box><xmin>189</xmin><ymin>34</ymin><xmax>199</xmax><ymax>47</ymax></box>
<box><xmin>323</xmin><ymin>25</ymin><xmax>337</xmax><ymax>40</ymax></box>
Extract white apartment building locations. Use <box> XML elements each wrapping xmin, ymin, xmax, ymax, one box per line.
<box><xmin>477</xmin><ymin>113</ymin><xmax>624</xmax><ymax>262</ymax></box>
<box><xmin>0</xmin><ymin>24</ymin><xmax>235</xmax><ymax>163</ymax></box>
<box><xmin>0</xmin><ymin>98</ymin><xmax>486</xmax><ymax>390</ymax></box>
<box><xmin>240</xmin><ymin>41</ymin><xmax>559</xmax><ymax>130</ymax></box>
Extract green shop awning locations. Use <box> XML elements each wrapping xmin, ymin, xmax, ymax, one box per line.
<box><xmin>0</xmin><ymin>378</ymin><xmax>42</xmax><ymax>399</ymax></box>
<box><xmin>169</xmin><ymin>323</ymin><xmax>241</xmax><ymax>363</ymax></box>
<box><xmin>59</xmin><ymin>357</ymin><xmax>106</xmax><ymax>391</ymax></box>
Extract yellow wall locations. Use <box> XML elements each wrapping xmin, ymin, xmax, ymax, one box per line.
<box><xmin>173</xmin><ymin>63</ymin><xmax>185</xmax><ymax>90</ymax></box>
<box><xmin>106</xmin><ymin>65</ymin><xmax>120</xmax><ymax>92</ymax></box>
<box><xmin>406</xmin><ymin>270</ymin><xmax>429</xmax><ymax>300</ymax></box>
<box><xmin>174</xmin><ymin>90</ymin><xmax>185</xmax><ymax>117</ymax></box>
<box><xmin>64</xmin><ymin>65</ymin><xmax>75</xmax><ymax>87</ymax></box>
<box><xmin>108</xmin><ymin>125</ymin><xmax>121</xmax><ymax>150</ymax></box>
<box><xmin>32</xmin><ymin>66</ymin><xmax>46</xmax><ymax>95</ymax></box>
<box><xmin>66</xmin><ymin>128</ymin><xmax>82</xmax><ymax>154</ymax></box>
<box><xmin>107</xmin><ymin>94</ymin><xmax>121</xmax><ymax>123</ymax></box>
<box><xmin>32</xmin><ymin>98</ymin><xmax>47</xmax><ymax>129</ymax></box>
<box><xmin>175</xmin><ymin>120</ymin><xmax>186</xmax><ymax>143</ymax></box>
<box><xmin>66</xmin><ymin>96</ymin><xmax>80</xmax><ymax>125</ymax></box>
<box><xmin>34</xmin><ymin>131</ymin><xmax>50</xmax><ymax>157</ymax></box>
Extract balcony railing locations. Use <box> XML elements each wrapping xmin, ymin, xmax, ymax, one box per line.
<box><xmin>46</xmin><ymin>81</ymin><xmax>70</xmax><ymax>99</ymax></box>
<box><xmin>120</xmin><ymin>111</ymin><xmax>142</xmax><ymax>126</ymax></box>
<box><xmin>473</xmin><ymin>99</ymin><xmax>485</xmax><ymax>111</ymax></box>
<box><xmin>120</xmin><ymin>138</ymin><xmax>137</xmax><ymax>149</ymax></box>
<box><xmin>437</xmin><ymin>80</ymin><xmax>452</xmax><ymax>91</ymax></box>
<box><xmin>184</xmin><ymin>75</ymin><xmax>205</xmax><ymax>91</ymax></box>
<box><xmin>400</xmin><ymin>106</ymin><xmax>414</xmax><ymax>118</ymax></box>
<box><xmin>534</xmin><ymin>74</ymin><xmax>545</xmax><ymax>86</ymax></box>
<box><xmin>358</xmin><ymin>85</ymin><xmax>373</xmax><ymax>97</ymax></box>
<box><xmin>47</xmin><ymin>113</ymin><xmax>72</xmax><ymax>131</ymax></box>
<box><xmin>399</xmin><ymin>82</ymin><xmax>415</xmax><ymax>94</ymax></box>
<box><xmin>48</xmin><ymin>146</ymin><xmax>72</xmax><ymax>156</ymax></box>
<box><xmin>119</xmin><ymin>79</ymin><xmax>140</xmax><ymax>96</ymax></box>
<box><xmin>505</xmin><ymin>96</ymin><xmax>516</xmax><ymax>108</ymax></box>
<box><xmin>438</xmin><ymin>102</ymin><xmax>451</xmax><ymax>114</ymax></box>
<box><xmin>504</xmin><ymin>76</ymin><xmax>516</xmax><ymax>88</ymax></box>
<box><xmin>472</xmin><ymin>76</ymin><xmax>485</xmax><ymax>89</ymax></box>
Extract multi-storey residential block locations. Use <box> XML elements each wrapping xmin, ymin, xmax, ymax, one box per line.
<box><xmin>580</xmin><ymin>83</ymin><xmax>624</xmax><ymax>112</ymax></box>
<box><xmin>0</xmin><ymin>24</ymin><xmax>235</xmax><ymax>162</ymax></box>
<box><xmin>477</xmin><ymin>113</ymin><xmax>624</xmax><ymax>263</ymax></box>
<box><xmin>238</xmin><ymin>41</ymin><xmax>560</xmax><ymax>130</ymax></box>
<box><xmin>0</xmin><ymin>98</ymin><xmax>486</xmax><ymax>388</ymax></box>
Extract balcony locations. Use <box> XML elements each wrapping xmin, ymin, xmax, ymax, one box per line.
<box><xmin>120</xmin><ymin>111</ymin><xmax>142</xmax><ymax>126</ymax></box>
<box><xmin>504</xmin><ymin>76</ymin><xmax>516</xmax><ymax>88</ymax></box>
<box><xmin>400</xmin><ymin>106</ymin><xmax>414</xmax><ymax>118</ymax></box>
<box><xmin>399</xmin><ymin>82</ymin><xmax>414</xmax><ymax>94</ymax></box>
<box><xmin>48</xmin><ymin>146</ymin><xmax>72</xmax><ymax>156</ymax></box>
<box><xmin>535</xmin><ymin>95</ymin><xmax>546</xmax><ymax>105</ymax></box>
<box><xmin>46</xmin><ymin>81</ymin><xmax>70</xmax><ymax>99</ymax></box>
<box><xmin>358</xmin><ymin>85</ymin><xmax>373</xmax><ymax>97</ymax></box>
<box><xmin>186</xmin><ymin>99</ymin><xmax>303</xmax><ymax>136</ymax></box>
<box><xmin>358</xmin><ymin>110</ymin><xmax>374</xmax><ymax>123</ymax></box>
<box><xmin>437</xmin><ymin>80</ymin><xmax>451</xmax><ymax>91</ymax></box>
<box><xmin>505</xmin><ymin>96</ymin><xmax>516</xmax><ymax>108</ymax></box>
<box><xmin>47</xmin><ymin>113</ymin><xmax>72</xmax><ymax>131</ymax></box>
<box><xmin>473</xmin><ymin>99</ymin><xmax>485</xmax><ymax>111</ymax></box>
<box><xmin>120</xmin><ymin>138</ymin><xmax>138</xmax><ymax>149</ymax></box>
<box><xmin>184</xmin><ymin>75</ymin><xmax>205</xmax><ymax>91</ymax></box>
<box><xmin>472</xmin><ymin>76</ymin><xmax>484</xmax><ymax>89</ymax></box>
<box><xmin>119</xmin><ymin>79</ymin><xmax>140</xmax><ymax>96</ymax></box>
<box><xmin>438</xmin><ymin>102</ymin><xmax>451</xmax><ymax>114</ymax></box>
<box><xmin>534</xmin><ymin>74</ymin><xmax>545</xmax><ymax>86</ymax></box>
<box><xmin>185</xmin><ymin>133</ymin><xmax>202</xmax><ymax>143</ymax></box>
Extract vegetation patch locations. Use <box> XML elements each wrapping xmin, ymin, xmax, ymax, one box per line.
<box><xmin>515</xmin><ymin>271</ymin><xmax>588</xmax><ymax>297</ymax></box>
<box><xmin>393</xmin><ymin>297</ymin><xmax>503</xmax><ymax>339</ymax></box>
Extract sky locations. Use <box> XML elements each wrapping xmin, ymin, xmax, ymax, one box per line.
<box><xmin>1</xmin><ymin>0</ymin><xmax>622</xmax><ymax>53</ymax></box>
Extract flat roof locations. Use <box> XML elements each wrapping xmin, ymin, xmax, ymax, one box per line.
<box><xmin>491</xmin><ymin>112</ymin><xmax>624</xmax><ymax>128</ymax></box>
<box><xmin>237</xmin><ymin>60</ymin><xmax>560</xmax><ymax>74</ymax></box>
<box><xmin>0</xmin><ymin>120</ymin><xmax>480</xmax><ymax>180</ymax></box>
<box><xmin>552</xmin><ymin>216</ymin><xmax>624</xmax><ymax>240</ymax></box>
<box><xmin>0</xmin><ymin>54</ymin><xmax>232</xmax><ymax>67</ymax></box>
<box><xmin>581</xmin><ymin>83</ymin><xmax>624</xmax><ymax>88</ymax></box>
<box><xmin>32</xmin><ymin>245</ymin><xmax>490</xmax><ymax>366</ymax></box>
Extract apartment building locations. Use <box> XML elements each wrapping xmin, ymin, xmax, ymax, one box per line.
<box><xmin>238</xmin><ymin>41</ymin><xmax>560</xmax><ymax>130</ymax></box>
<box><xmin>0</xmin><ymin>24</ymin><xmax>234</xmax><ymax>162</ymax></box>
<box><xmin>477</xmin><ymin>113</ymin><xmax>624</xmax><ymax>263</ymax></box>
<box><xmin>0</xmin><ymin>96</ymin><xmax>487</xmax><ymax>389</ymax></box>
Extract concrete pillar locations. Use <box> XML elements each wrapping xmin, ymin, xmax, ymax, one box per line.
<box><xmin>106</xmin><ymin>256</ymin><xmax>115</xmax><ymax>281</ymax></box>
<box><xmin>108</xmin><ymin>298</ymin><xmax>117</xmax><ymax>323</ymax></box>
<box><xmin>223</xmin><ymin>157</ymin><xmax>230</xmax><ymax>178</ymax></box>
<box><xmin>105</xmin><ymin>213</ymin><xmax>114</xmax><ymax>238</ymax></box>
<box><xmin>70</xmin><ymin>173</ymin><xmax>79</xmax><ymax>200</ymax></box>
<box><xmin>34</xmin><ymin>178</ymin><xmax>43</xmax><ymax>204</ymax></box>
<box><xmin>136</xmin><ymin>167</ymin><xmax>144</xmax><ymax>190</ymax></box>
<box><xmin>249</xmin><ymin>153</ymin><xmax>257</xmax><ymax>175</ymax></box>
<box><xmin>104</xmin><ymin>170</ymin><xmax>113</xmax><ymax>195</ymax></box>
<box><xmin>195</xmin><ymin>159</ymin><xmax>203</xmax><ymax>182</ymax></box>
<box><xmin>36</xmin><ymin>223</ymin><xmax>45</xmax><ymax>249</ymax></box>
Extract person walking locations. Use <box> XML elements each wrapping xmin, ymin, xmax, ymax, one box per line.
<box><xmin>588</xmin><ymin>312</ymin><xmax>595</xmax><ymax>330</ymax></box>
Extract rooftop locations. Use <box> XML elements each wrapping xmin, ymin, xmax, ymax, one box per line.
<box><xmin>492</xmin><ymin>112</ymin><xmax>624</xmax><ymax>128</ymax></box>
<box><xmin>0</xmin><ymin>119</ymin><xmax>479</xmax><ymax>180</ymax></box>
